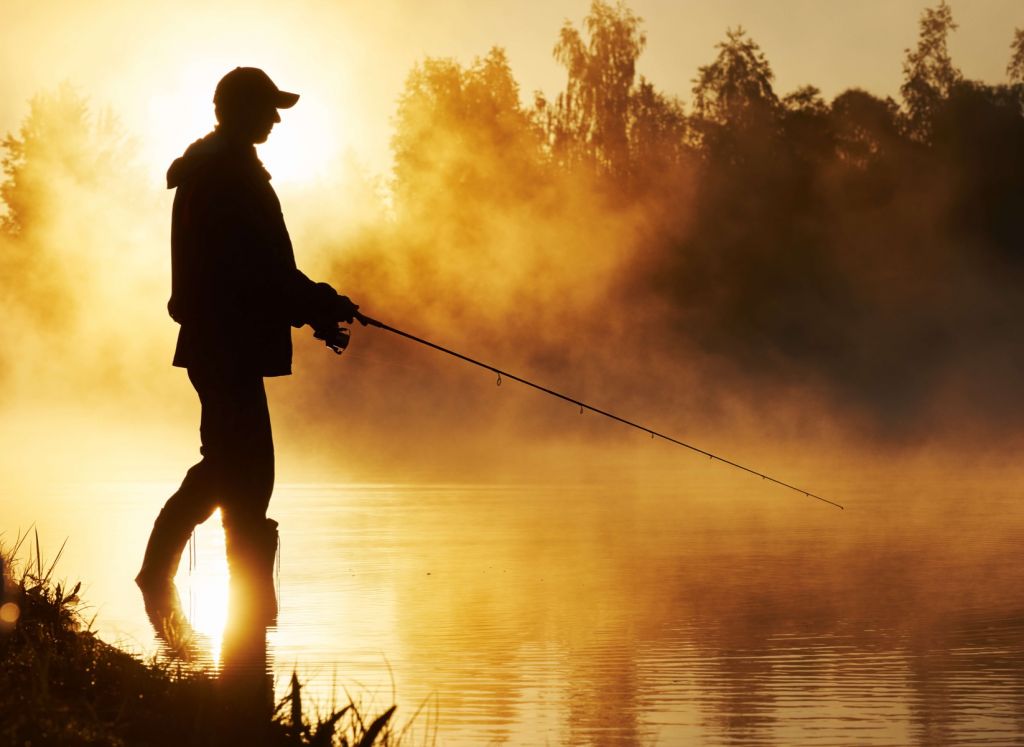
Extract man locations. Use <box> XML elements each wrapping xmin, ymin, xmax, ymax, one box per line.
<box><xmin>136</xmin><ymin>67</ymin><xmax>357</xmax><ymax>621</ymax></box>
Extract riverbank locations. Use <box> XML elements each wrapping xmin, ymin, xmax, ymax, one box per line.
<box><xmin>0</xmin><ymin>537</ymin><xmax>398</xmax><ymax>746</ymax></box>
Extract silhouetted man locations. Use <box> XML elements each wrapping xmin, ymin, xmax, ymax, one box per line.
<box><xmin>136</xmin><ymin>67</ymin><xmax>357</xmax><ymax>621</ymax></box>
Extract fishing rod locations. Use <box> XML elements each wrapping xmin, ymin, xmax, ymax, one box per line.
<box><xmin>322</xmin><ymin>312</ymin><xmax>843</xmax><ymax>511</ymax></box>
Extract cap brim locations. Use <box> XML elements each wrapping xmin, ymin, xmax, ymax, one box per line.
<box><xmin>274</xmin><ymin>91</ymin><xmax>300</xmax><ymax>109</ymax></box>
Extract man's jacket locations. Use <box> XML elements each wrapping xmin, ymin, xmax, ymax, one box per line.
<box><xmin>166</xmin><ymin>130</ymin><xmax>335</xmax><ymax>376</ymax></box>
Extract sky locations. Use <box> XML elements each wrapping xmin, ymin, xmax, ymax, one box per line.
<box><xmin>3</xmin><ymin>0</ymin><xmax>1022</xmax><ymax>182</ymax></box>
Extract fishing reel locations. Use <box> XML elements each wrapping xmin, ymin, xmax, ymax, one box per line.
<box><xmin>314</xmin><ymin>322</ymin><xmax>351</xmax><ymax>355</ymax></box>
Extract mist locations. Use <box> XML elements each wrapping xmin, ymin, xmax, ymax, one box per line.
<box><xmin>2</xmin><ymin>1</ymin><xmax>1024</xmax><ymax>487</ymax></box>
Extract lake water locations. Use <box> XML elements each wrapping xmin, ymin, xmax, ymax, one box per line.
<box><xmin>4</xmin><ymin>474</ymin><xmax>1024</xmax><ymax>745</ymax></box>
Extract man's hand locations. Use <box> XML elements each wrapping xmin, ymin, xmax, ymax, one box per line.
<box><xmin>314</xmin><ymin>322</ymin><xmax>351</xmax><ymax>354</ymax></box>
<box><xmin>335</xmin><ymin>295</ymin><xmax>359</xmax><ymax>324</ymax></box>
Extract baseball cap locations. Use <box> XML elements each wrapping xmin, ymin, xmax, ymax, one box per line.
<box><xmin>214</xmin><ymin>67</ymin><xmax>299</xmax><ymax>110</ymax></box>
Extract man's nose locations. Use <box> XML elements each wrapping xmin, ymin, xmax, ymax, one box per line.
<box><xmin>273</xmin><ymin>110</ymin><xmax>281</xmax><ymax>124</ymax></box>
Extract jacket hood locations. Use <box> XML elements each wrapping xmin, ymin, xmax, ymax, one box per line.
<box><xmin>166</xmin><ymin>133</ymin><xmax>220</xmax><ymax>189</ymax></box>
<box><xmin>167</xmin><ymin>131</ymin><xmax>268</xmax><ymax>188</ymax></box>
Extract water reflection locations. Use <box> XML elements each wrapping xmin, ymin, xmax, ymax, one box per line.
<box><xmin>139</xmin><ymin>581</ymin><xmax>203</xmax><ymax>662</ymax></box>
<box><xmin>139</xmin><ymin>576</ymin><xmax>275</xmax><ymax>744</ymax></box>
<box><xmin>218</xmin><ymin>580</ymin><xmax>275</xmax><ymax>744</ymax></box>
<box><xmin>371</xmin><ymin>483</ymin><xmax>1024</xmax><ymax>745</ymax></box>
<box><xmin>7</xmin><ymin>479</ymin><xmax>1024</xmax><ymax>745</ymax></box>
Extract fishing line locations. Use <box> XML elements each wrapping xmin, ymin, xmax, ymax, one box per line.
<box><xmin>347</xmin><ymin>313</ymin><xmax>843</xmax><ymax>510</ymax></box>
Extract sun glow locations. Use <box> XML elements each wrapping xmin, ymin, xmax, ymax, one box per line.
<box><xmin>261</xmin><ymin>89</ymin><xmax>343</xmax><ymax>185</ymax></box>
<box><xmin>174</xmin><ymin>509</ymin><xmax>230</xmax><ymax>666</ymax></box>
<box><xmin>144</xmin><ymin>59</ymin><xmax>346</xmax><ymax>187</ymax></box>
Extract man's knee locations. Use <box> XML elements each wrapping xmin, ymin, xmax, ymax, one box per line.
<box><xmin>158</xmin><ymin>461</ymin><xmax>218</xmax><ymax>529</ymax></box>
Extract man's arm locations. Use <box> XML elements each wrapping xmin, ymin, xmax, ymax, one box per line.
<box><xmin>199</xmin><ymin>172</ymin><xmax>358</xmax><ymax>331</ymax></box>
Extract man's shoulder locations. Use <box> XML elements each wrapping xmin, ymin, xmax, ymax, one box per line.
<box><xmin>168</xmin><ymin>132</ymin><xmax>260</xmax><ymax>191</ymax></box>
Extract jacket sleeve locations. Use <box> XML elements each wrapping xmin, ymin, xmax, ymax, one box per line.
<box><xmin>195</xmin><ymin>170</ymin><xmax>341</xmax><ymax>330</ymax></box>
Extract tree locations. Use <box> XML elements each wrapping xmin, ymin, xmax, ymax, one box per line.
<box><xmin>781</xmin><ymin>85</ymin><xmax>833</xmax><ymax>165</ymax></box>
<box><xmin>688</xmin><ymin>27</ymin><xmax>781</xmax><ymax>169</ymax></box>
<box><xmin>931</xmin><ymin>80</ymin><xmax>1024</xmax><ymax>258</ymax></box>
<box><xmin>627</xmin><ymin>78</ymin><xmax>688</xmax><ymax>176</ymax></box>
<box><xmin>391</xmin><ymin>47</ymin><xmax>541</xmax><ymax>220</ymax></box>
<box><xmin>901</xmin><ymin>1</ymin><xmax>961</xmax><ymax>141</ymax></box>
<box><xmin>830</xmin><ymin>88</ymin><xmax>902</xmax><ymax>169</ymax></box>
<box><xmin>2</xmin><ymin>85</ymin><xmax>94</xmax><ymax>235</ymax></box>
<box><xmin>1009</xmin><ymin>28</ymin><xmax>1024</xmax><ymax>85</ymax></box>
<box><xmin>549</xmin><ymin>0</ymin><xmax>646</xmax><ymax>175</ymax></box>
<box><xmin>692</xmin><ymin>27</ymin><xmax>777</xmax><ymax>128</ymax></box>
<box><xmin>1</xmin><ymin>85</ymin><xmax>126</xmax><ymax>307</ymax></box>
<box><xmin>783</xmin><ymin>85</ymin><xmax>827</xmax><ymax>117</ymax></box>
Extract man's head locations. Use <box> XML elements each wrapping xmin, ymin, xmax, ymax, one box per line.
<box><xmin>214</xmin><ymin>67</ymin><xmax>299</xmax><ymax>144</ymax></box>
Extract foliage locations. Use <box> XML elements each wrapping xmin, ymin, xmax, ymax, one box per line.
<box><xmin>391</xmin><ymin>46</ymin><xmax>542</xmax><ymax>223</ymax></box>
<box><xmin>548</xmin><ymin>0</ymin><xmax>646</xmax><ymax>175</ymax></box>
<box><xmin>0</xmin><ymin>83</ymin><xmax>124</xmax><ymax>237</ymax></box>
<box><xmin>829</xmin><ymin>88</ymin><xmax>902</xmax><ymax>169</ymax></box>
<box><xmin>1009</xmin><ymin>28</ymin><xmax>1024</xmax><ymax>85</ymax></box>
<box><xmin>901</xmin><ymin>1</ymin><xmax>962</xmax><ymax>141</ymax></box>
<box><xmin>692</xmin><ymin>26</ymin><xmax>778</xmax><ymax>128</ymax></box>
<box><xmin>626</xmin><ymin>78</ymin><xmax>690</xmax><ymax>185</ymax></box>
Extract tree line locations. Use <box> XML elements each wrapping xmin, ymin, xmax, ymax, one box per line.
<box><xmin>387</xmin><ymin>1</ymin><xmax>1024</xmax><ymax>429</ymax></box>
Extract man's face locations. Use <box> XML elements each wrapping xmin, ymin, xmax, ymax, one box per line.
<box><xmin>219</xmin><ymin>99</ymin><xmax>282</xmax><ymax>144</ymax></box>
<box><xmin>250</xmin><ymin>102</ymin><xmax>281</xmax><ymax>144</ymax></box>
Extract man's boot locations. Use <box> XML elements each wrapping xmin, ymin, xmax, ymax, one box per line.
<box><xmin>136</xmin><ymin>463</ymin><xmax>216</xmax><ymax>593</ymax></box>
<box><xmin>226</xmin><ymin>518</ymin><xmax>279</xmax><ymax>625</ymax></box>
<box><xmin>135</xmin><ymin>507</ymin><xmax>194</xmax><ymax>593</ymax></box>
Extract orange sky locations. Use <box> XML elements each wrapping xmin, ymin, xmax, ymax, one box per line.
<box><xmin>2</xmin><ymin>0</ymin><xmax>1021</xmax><ymax>184</ymax></box>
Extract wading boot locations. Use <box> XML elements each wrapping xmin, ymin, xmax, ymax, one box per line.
<box><xmin>135</xmin><ymin>508</ymin><xmax>194</xmax><ymax>594</ymax></box>
<box><xmin>226</xmin><ymin>518</ymin><xmax>279</xmax><ymax>626</ymax></box>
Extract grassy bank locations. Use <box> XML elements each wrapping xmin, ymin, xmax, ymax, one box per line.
<box><xmin>0</xmin><ymin>534</ymin><xmax>400</xmax><ymax>747</ymax></box>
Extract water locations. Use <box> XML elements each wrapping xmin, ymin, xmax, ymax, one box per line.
<box><xmin>5</xmin><ymin>476</ymin><xmax>1024</xmax><ymax>745</ymax></box>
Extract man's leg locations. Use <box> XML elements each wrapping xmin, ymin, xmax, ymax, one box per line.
<box><xmin>136</xmin><ymin>369</ymin><xmax>220</xmax><ymax>590</ymax></box>
<box><xmin>207</xmin><ymin>373</ymin><xmax>279</xmax><ymax>621</ymax></box>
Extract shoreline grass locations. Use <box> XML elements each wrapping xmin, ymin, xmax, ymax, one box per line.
<box><xmin>0</xmin><ymin>531</ymin><xmax>401</xmax><ymax>746</ymax></box>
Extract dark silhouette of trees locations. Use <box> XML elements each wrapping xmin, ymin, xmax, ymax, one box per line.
<box><xmin>932</xmin><ymin>80</ymin><xmax>1024</xmax><ymax>261</ymax></box>
<box><xmin>534</xmin><ymin>0</ymin><xmax>688</xmax><ymax>187</ymax></box>
<box><xmin>547</xmin><ymin>0</ymin><xmax>646</xmax><ymax>176</ymax></box>
<box><xmin>692</xmin><ymin>27</ymin><xmax>778</xmax><ymax>128</ymax></box>
<box><xmin>688</xmin><ymin>27</ymin><xmax>782</xmax><ymax>176</ymax></box>
<box><xmin>829</xmin><ymin>89</ymin><xmax>902</xmax><ymax>170</ymax></box>
<box><xmin>1007</xmin><ymin>28</ymin><xmax>1024</xmax><ymax>84</ymax></box>
<box><xmin>380</xmin><ymin>0</ymin><xmax>1024</xmax><ymax>430</ymax></box>
<box><xmin>901</xmin><ymin>1</ymin><xmax>962</xmax><ymax>141</ymax></box>
<box><xmin>626</xmin><ymin>78</ymin><xmax>689</xmax><ymax>186</ymax></box>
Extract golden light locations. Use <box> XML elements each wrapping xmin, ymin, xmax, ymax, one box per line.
<box><xmin>175</xmin><ymin>508</ymin><xmax>230</xmax><ymax>666</ymax></box>
<box><xmin>144</xmin><ymin>60</ymin><xmax>221</xmax><ymax>182</ymax></box>
<box><xmin>0</xmin><ymin>602</ymin><xmax>19</xmax><ymax>625</ymax></box>
<box><xmin>259</xmin><ymin>89</ymin><xmax>343</xmax><ymax>185</ymax></box>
